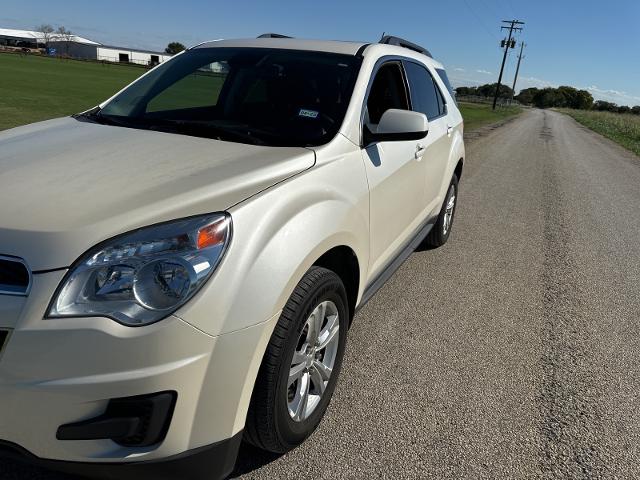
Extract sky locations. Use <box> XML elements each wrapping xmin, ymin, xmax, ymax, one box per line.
<box><xmin>2</xmin><ymin>0</ymin><xmax>639</xmax><ymax>105</ymax></box>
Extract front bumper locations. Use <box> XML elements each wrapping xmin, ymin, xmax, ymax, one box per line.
<box><xmin>0</xmin><ymin>431</ymin><xmax>243</xmax><ymax>480</ymax></box>
<box><xmin>0</xmin><ymin>270</ymin><xmax>279</xmax><ymax>476</ymax></box>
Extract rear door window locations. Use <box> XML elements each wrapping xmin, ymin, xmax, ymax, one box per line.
<box><xmin>403</xmin><ymin>61</ymin><xmax>444</xmax><ymax>120</ymax></box>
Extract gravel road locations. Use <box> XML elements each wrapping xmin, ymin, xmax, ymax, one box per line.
<box><xmin>3</xmin><ymin>109</ymin><xmax>640</xmax><ymax>479</ymax></box>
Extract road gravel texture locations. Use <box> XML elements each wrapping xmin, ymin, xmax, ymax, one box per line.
<box><xmin>3</xmin><ymin>109</ymin><xmax>640</xmax><ymax>479</ymax></box>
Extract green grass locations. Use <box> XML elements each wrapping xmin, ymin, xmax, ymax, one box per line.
<box><xmin>0</xmin><ymin>53</ymin><xmax>144</xmax><ymax>131</ymax></box>
<box><xmin>558</xmin><ymin>108</ymin><xmax>640</xmax><ymax>157</ymax></box>
<box><xmin>458</xmin><ymin>102</ymin><xmax>522</xmax><ymax>132</ymax></box>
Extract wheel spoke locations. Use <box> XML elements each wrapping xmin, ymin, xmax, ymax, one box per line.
<box><xmin>313</xmin><ymin>359</ymin><xmax>332</xmax><ymax>382</ymax></box>
<box><xmin>312</xmin><ymin>303</ymin><xmax>326</xmax><ymax>344</ymax></box>
<box><xmin>288</xmin><ymin>361</ymin><xmax>306</xmax><ymax>386</ymax></box>
<box><xmin>293</xmin><ymin>372</ymin><xmax>310</xmax><ymax>421</ymax></box>
<box><xmin>309</xmin><ymin>364</ymin><xmax>326</xmax><ymax>395</ymax></box>
<box><xmin>317</xmin><ymin>315</ymin><xmax>339</xmax><ymax>350</ymax></box>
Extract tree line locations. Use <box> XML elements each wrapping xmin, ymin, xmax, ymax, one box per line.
<box><xmin>456</xmin><ymin>83</ymin><xmax>640</xmax><ymax>115</ymax></box>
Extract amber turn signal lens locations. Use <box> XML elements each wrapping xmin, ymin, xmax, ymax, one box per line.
<box><xmin>197</xmin><ymin>220</ymin><xmax>227</xmax><ymax>250</ymax></box>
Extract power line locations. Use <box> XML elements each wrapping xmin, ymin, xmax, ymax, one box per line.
<box><xmin>493</xmin><ymin>19</ymin><xmax>524</xmax><ymax>110</ymax></box>
<box><xmin>462</xmin><ymin>0</ymin><xmax>501</xmax><ymax>41</ymax></box>
<box><xmin>506</xmin><ymin>0</ymin><xmax>518</xmax><ymax>19</ymax></box>
<box><xmin>498</xmin><ymin>0</ymin><xmax>518</xmax><ymax>20</ymax></box>
<box><xmin>477</xmin><ymin>0</ymin><xmax>502</xmax><ymax>22</ymax></box>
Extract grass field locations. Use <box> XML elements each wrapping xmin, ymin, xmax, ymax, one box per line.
<box><xmin>558</xmin><ymin>108</ymin><xmax>640</xmax><ymax>157</ymax></box>
<box><xmin>0</xmin><ymin>53</ymin><xmax>143</xmax><ymax>130</ymax></box>
<box><xmin>1</xmin><ymin>53</ymin><xmax>521</xmax><ymax>134</ymax></box>
<box><xmin>457</xmin><ymin>102</ymin><xmax>522</xmax><ymax>132</ymax></box>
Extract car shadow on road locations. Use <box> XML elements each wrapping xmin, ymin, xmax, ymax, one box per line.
<box><xmin>0</xmin><ymin>458</ymin><xmax>78</xmax><ymax>480</ymax></box>
<box><xmin>228</xmin><ymin>442</ymin><xmax>282</xmax><ymax>478</ymax></box>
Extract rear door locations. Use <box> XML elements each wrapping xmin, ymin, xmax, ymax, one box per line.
<box><xmin>403</xmin><ymin>60</ymin><xmax>452</xmax><ymax>213</ymax></box>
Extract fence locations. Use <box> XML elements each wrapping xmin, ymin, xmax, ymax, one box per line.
<box><xmin>456</xmin><ymin>95</ymin><xmax>520</xmax><ymax>107</ymax></box>
<box><xmin>96</xmin><ymin>54</ymin><xmax>165</xmax><ymax>67</ymax></box>
<box><xmin>0</xmin><ymin>49</ymin><xmax>157</xmax><ymax>70</ymax></box>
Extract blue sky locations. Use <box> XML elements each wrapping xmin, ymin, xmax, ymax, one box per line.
<box><xmin>2</xmin><ymin>0</ymin><xmax>639</xmax><ymax>105</ymax></box>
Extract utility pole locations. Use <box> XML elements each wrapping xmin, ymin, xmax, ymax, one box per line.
<box><xmin>492</xmin><ymin>19</ymin><xmax>524</xmax><ymax>110</ymax></box>
<box><xmin>511</xmin><ymin>41</ymin><xmax>526</xmax><ymax>100</ymax></box>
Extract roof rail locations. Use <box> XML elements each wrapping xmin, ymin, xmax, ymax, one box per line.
<box><xmin>379</xmin><ymin>35</ymin><xmax>432</xmax><ymax>58</ymax></box>
<box><xmin>257</xmin><ymin>33</ymin><xmax>292</xmax><ymax>39</ymax></box>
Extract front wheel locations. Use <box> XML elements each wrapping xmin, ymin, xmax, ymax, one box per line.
<box><xmin>245</xmin><ymin>266</ymin><xmax>349</xmax><ymax>453</ymax></box>
<box><xmin>423</xmin><ymin>173</ymin><xmax>458</xmax><ymax>248</ymax></box>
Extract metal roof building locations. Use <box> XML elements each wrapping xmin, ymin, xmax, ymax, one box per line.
<box><xmin>0</xmin><ymin>27</ymin><xmax>171</xmax><ymax>66</ymax></box>
<box><xmin>0</xmin><ymin>28</ymin><xmax>99</xmax><ymax>46</ymax></box>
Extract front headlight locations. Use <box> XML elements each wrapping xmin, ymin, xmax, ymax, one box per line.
<box><xmin>47</xmin><ymin>213</ymin><xmax>231</xmax><ymax>326</ymax></box>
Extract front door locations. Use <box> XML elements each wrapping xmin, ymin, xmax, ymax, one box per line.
<box><xmin>361</xmin><ymin>61</ymin><xmax>428</xmax><ymax>279</ymax></box>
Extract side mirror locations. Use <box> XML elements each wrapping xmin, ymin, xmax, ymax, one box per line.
<box><xmin>364</xmin><ymin>109</ymin><xmax>429</xmax><ymax>146</ymax></box>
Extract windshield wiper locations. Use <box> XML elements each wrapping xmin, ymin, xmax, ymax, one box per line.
<box><xmin>76</xmin><ymin>111</ymin><xmax>267</xmax><ymax>146</ymax></box>
<box><xmin>148</xmin><ymin>120</ymin><xmax>267</xmax><ymax>146</ymax></box>
<box><xmin>75</xmin><ymin>109</ymin><xmax>137</xmax><ymax>129</ymax></box>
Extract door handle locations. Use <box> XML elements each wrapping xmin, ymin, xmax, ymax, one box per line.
<box><xmin>415</xmin><ymin>143</ymin><xmax>426</xmax><ymax>160</ymax></box>
<box><xmin>447</xmin><ymin>125</ymin><xmax>453</xmax><ymax>136</ymax></box>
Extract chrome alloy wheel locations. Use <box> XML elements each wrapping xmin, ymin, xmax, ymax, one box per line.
<box><xmin>442</xmin><ymin>185</ymin><xmax>456</xmax><ymax>235</ymax></box>
<box><xmin>288</xmin><ymin>300</ymin><xmax>340</xmax><ymax>422</ymax></box>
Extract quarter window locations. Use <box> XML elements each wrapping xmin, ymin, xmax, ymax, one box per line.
<box><xmin>436</xmin><ymin>68</ymin><xmax>457</xmax><ymax>105</ymax></box>
<box><xmin>404</xmin><ymin>61</ymin><xmax>446</xmax><ymax>120</ymax></box>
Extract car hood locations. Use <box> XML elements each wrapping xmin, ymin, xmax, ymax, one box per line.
<box><xmin>0</xmin><ymin>117</ymin><xmax>315</xmax><ymax>270</ymax></box>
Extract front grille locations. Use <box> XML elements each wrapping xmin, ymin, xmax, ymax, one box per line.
<box><xmin>0</xmin><ymin>256</ymin><xmax>31</xmax><ymax>296</ymax></box>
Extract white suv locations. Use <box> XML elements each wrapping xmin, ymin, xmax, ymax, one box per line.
<box><xmin>0</xmin><ymin>34</ymin><xmax>464</xmax><ymax>479</ymax></box>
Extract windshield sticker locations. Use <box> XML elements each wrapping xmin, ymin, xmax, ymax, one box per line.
<box><xmin>299</xmin><ymin>109</ymin><xmax>319</xmax><ymax>119</ymax></box>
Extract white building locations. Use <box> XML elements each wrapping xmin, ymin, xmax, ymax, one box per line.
<box><xmin>96</xmin><ymin>46</ymin><xmax>172</xmax><ymax>66</ymax></box>
<box><xmin>0</xmin><ymin>27</ymin><xmax>171</xmax><ymax>66</ymax></box>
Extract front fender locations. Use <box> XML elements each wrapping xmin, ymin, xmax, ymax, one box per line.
<box><xmin>175</xmin><ymin>137</ymin><xmax>369</xmax><ymax>338</ymax></box>
<box><xmin>174</xmin><ymin>139</ymin><xmax>369</xmax><ymax>447</ymax></box>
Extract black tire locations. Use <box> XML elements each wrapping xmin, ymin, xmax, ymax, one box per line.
<box><xmin>423</xmin><ymin>173</ymin><xmax>459</xmax><ymax>248</ymax></box>
<box><xmin>245</xmin><ymin>266</ymin><xmax>349</xmax><ymax>453</ymax></box>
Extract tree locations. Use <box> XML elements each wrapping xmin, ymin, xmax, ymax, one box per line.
<box><xmin>554</xmin><ymin>86</ymin><xmax>594</xmax><ymax>110</ymax></box>
<box><xmin>455</xmin><ymin>86</ymin><xmax>477</xmax><ymax>96</ymax></box>
<box><xmin>593</xmin><ymin>100</ymin><xmax>617</xmax><ymax>112</ymax></box>
<box><xmin>533</xmin><ymin>88</ymin><xmax>565</xmax><ymax>109</ymax></box>
<box><xmin>55</xmin><ymin>26</ymin><xmax>74</xmax><ymax>55</ymax></box>
<box><xmin>515</xmin><ymin>87</ymin><xmax>539</xmax><ymax>105</ymax></box>
<box><xmin>631</xmin><ymin>106</ymin><xmax>640</xmax><ymax>116</ymax></box>
<box><xmin>573</xmin><ymin>90</ymin><xmax>594</xmax><ymax>110</ymax></box>
<box><xmin>475</xmin><ymin>83</ymin><xmax>513</xmax><ymax>99</ymax></box>
<box><xmin>34</xmin><ymin>24</ymin><xmax>54</xmax><ymax>50</ymax></box>
<box><xmin>165</xmin><ymin>42</ymin><xmax>186</xmax><ymax>55</ymax></box>
<box><xmin>455</xmin><ymin>83</ymin><xmax>514</xmax><ymax>100</ymax></box>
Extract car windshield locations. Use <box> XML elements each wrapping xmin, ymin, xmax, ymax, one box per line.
<box><xmin>92</xmin><ymin>47</ymin><xmax>362</xmax><ymax>147</ymax></box>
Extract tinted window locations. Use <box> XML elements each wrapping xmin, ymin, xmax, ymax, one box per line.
<box><xmin>366</xmin><ymin>62</ymin><xmax>409</xmax><ymax>124</ymax></box>
<box><xmin>435</xmin><ymin>82</ymin><xmax>446</xmax><ymax>115</ymax></box>
<box><xmin>404</xmin><ymin>61</ymin><xmax>442</xmax><ymax>120</ymax></box>
<box><xmin>436</xmin><ymin>68</ymin><xmax>456</xmax><ymax>104</ymax></box>
<box><xmin>97</xmin><ymin>48</ymin><xmax>361</xmax><ymax>147</ymax></box>
<box><xmin>147</xmin><ymin>62</ymin><xmax>228</xmax><ymax>112</ymax></box>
